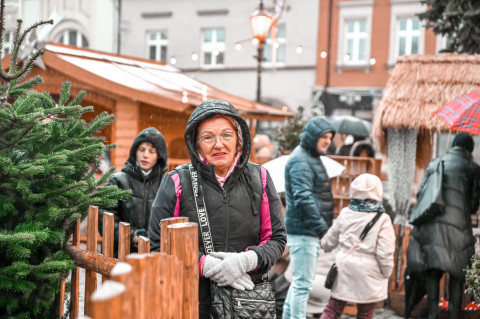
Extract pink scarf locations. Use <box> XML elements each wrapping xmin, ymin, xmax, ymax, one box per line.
<box><xmin>198</xmin><ymin>152</ymin><xmax>242</xmax><ymax>187</ymax></box>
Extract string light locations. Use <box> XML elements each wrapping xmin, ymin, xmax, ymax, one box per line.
<box><xmin>169</xmin><ymin>56</ymin><xmax>177</xmax><ymax>65</ymax></box>
<box><xmin>235</xmin><ymin>42</ymin><xmax>242</xmax><ymax>51</ymax></box>
<box><xmin>320</xmin><ymin>51</ymin><xmax>327</xmax><ymax>58</ymax></box>
<box><xmin>369</xmin><ymin>58</ymin><xmax>376</xmax><ymax>65</ymax></box>
<box><xmin>191</xmin><ymin>52</ymin><xmax>199</xmax><ymax>61</ymax></box>
<box><xmin>296</xmin><ymin>45</ymin><xmax>303</xmax><ymax>54</ymax></box>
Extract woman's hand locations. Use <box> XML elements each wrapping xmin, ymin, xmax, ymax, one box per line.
<box><xmin>204</xmin><ymin>251</ymin><xmax>258</xmax><ymax>286</ymax></box>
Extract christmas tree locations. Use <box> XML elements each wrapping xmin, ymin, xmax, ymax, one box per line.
<box><xmin>0</xmin><ymin>1</ymin><xmax>129</xmax><ymax>317</ymax></box>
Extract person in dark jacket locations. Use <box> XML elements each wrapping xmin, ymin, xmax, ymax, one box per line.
<box><xmin>282</xmin><ymin>117</ymin><xmax>336</xmax><ymax>319</ymax></box>
<box><xmin>148</xmin><ymin>100</ymin><xmax>286</xmax><ymax>318</ymax></box>
<box><xmin>406</xmin><ymin>133</ymin><xmax>480</xmax><ymax>319</ymax></box>
<box><xmin>100</xmin><ymin>127</ymin><xmax>168</xmax><ymax>255</ymax></box>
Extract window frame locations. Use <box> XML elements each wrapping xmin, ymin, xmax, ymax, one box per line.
<box><xmin>388</xmin><ymin>0</ymin><xmax>426</xmax><ymax>66</ymax></box>
<box><xmin>146</xmin><ymin>30</ymin><xmax>169</xmax><ymax>63</ymax></box>
<box><xmin>58</xmin><ymin>29</ymin><xmax>89</xmax><ymax>48</ymax></box>
<box><xmin>336</xmin><ymin>0</ymin><xmax>373</xmax><ymax>69</ymax></box>
<box><xmin>201</xmin><ymin>27</ymin><xmax>226</xmax><ymax>68</ymax></box>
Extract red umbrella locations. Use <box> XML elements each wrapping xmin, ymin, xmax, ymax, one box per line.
<box><xmin>434</xmin><ymin>89</ymin><xmax>480</xmax><ymax>135</ymax></box>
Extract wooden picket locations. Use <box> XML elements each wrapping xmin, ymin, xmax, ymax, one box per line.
<box><xmin>63</xmin><ymin>206</ymin><xmax>198</xmax><ymax>319</ymax></box>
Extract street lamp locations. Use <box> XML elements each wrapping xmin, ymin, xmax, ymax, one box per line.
<box><xmin>250</xmin><ymin>0</ymin><xmax>273</xmax><ymax>102</ymax></box>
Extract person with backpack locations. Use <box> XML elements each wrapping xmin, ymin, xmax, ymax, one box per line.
<box><xmin>148</xmin><ymin>100</ymin><xmax>286</xmax><ymax>318</ymax></box>
<box><xmin>319</xmin><ymin>173</ymin><xmax>395</xmax><ymax>319</ymax></box>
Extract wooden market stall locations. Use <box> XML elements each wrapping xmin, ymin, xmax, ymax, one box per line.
<box><xmin>16</xmin><ymin>43</ymin><xmax>292</xmax><ymax>170</ymax></box>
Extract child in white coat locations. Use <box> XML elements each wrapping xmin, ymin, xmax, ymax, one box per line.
<box><xmin>320</xmin><ymin>174</ymin><xmax>396</xmax><ymax>319</ymax></box>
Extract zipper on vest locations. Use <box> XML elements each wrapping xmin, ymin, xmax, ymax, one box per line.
<box><xmin>223</xmin><ymin>188</ymin><xmax>229</xmax><ymax>249</ymax></box>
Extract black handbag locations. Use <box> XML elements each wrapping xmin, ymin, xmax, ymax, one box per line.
<box><xmin>324</xmin><ymin>211</ymin><xmax>383</xmax><ymax>289</ymax></box>
<box><xmin>188</xmin><ymin>164</ymin><xmax>276</xmax><ymax>319</ymax></box>
<box><xmin>409</xmin><ymin>158</ymin><xmax>445</xmax><ymax>226</ymax></box>
<box><xmin>324</xmin><ymin>263</ymin><xmax>337</xmax><ymax>289</ymax></box>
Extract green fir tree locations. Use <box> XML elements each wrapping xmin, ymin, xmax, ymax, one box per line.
<box><xmin>0</xmin><ymin>1</ymin><xmax>129</xmax><ymax>317</ymax></box>
<box><xmin>272</xmin><ymin>106</ymin><xmax>306</xmax><ymax>153</ymax></box>
<box><xmin>419</xmin><ymin>0</ymin><xmax>480</xmax><ymax>53</ymax></box>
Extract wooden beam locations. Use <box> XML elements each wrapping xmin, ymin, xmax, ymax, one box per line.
<box><xmin>67</xmin><ymin>244</ymin><xmax>118</xmax><ymax>277</ymax></box>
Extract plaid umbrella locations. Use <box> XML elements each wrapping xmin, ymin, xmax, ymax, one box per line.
<box><xmin>434</xmin><ymin>89</ymin><xmax>480</xmax><ymax>135</ymax></box>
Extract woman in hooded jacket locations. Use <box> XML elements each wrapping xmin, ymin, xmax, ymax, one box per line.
<box><xmin>148</xmin><ymin>100</ymin><xmax>286</xmax><ymax>318</ymax></box>
<box><xmin>320</xmin><ymin>174</ymin><xmax>395</xmax><ymax>319</ymax></box>
<box><xmin>99</xmin><ymin>127</ymin><xmax>168</xmax><ymax>255</ymax></box>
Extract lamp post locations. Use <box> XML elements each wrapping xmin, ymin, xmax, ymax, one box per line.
<box><xmin>250</xmin><ymin>0</ymin><xmax>272</xmax><ymax>103</ymax></box>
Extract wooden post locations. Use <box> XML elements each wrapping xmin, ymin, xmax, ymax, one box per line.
<box><xmin>70</xmin><ymin>218</ymin><xmax>81</xmax><ymax>319</ymax></box>
<box><xmin>389</xmin><ymin>224</ymin><xmax>402</xmax><ymax>294</ymax></box>
<box><xmin>59</xmin><ymin>277</ymin><xmax>65</xmax><ymax>318</ymax></box>
<box><xmin>90</xmin><ymin>280</ymin><xmax>125</xmax><ymax>319</ymax></box>
<box><xmin>85</xmin><ymin>205</ymin><xmax>99</xmax><ymax>317</ymax></box>
<box><xmin>145</xmin><ymin>253</ymin><xmax>158</xmax><ymax>319</ymax></box>
<box><xmin>168</xmin><ymin>222</ymin><xmax>199</xmax><ymax>319</ymax></box>
<box><xmin>155</xmin><ymin>253</ymin><xmax>182</xmax><ymax>319</ymax></box>
<box><xmin>160</xmin><ymin>217</ymin><xmax>189</xmax><ymax>253</ymax></box>
<box><xmin>138</xmin><ymin>236</ymin><xmax>150</xmax><ymax>254</ymax></box>
<box><xmin>110</xmin><ymin>261</ymin><xmax>134</xmax><ymax>319</ymax></box>
<box><xmin>118</xmin><ymin>222</ymin><xmax>130</xmax><ymax>261</ymax></box>
<box><xmin>102</xmin><ymin>212</ymin><xmax>115</xmax><ymax>282</ymax></box>
<box><xmin>126</xmin><ymin>254</ymin><xmax>147</xmax><ymax>319</ymax></box>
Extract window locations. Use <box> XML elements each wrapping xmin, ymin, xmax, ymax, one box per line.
<box><xmin>58</xmin><ymin>29</ymin><xmax>89</xmax><ymax>48</ymax></box>
<box><xmin>396</xmin><ymin>17</ymin><xmax>420</xmax><ymax>56</ymax></box>
<box><xmin>388</xmin><ymin>1</ymin><xmax>426</xmax><ymax>65</ymax></box>
<box><xmin>2</xmin><ymin>31</ymin><xmax>14</xmax><ymax>57</ymax></box>
<box><xmin>337</xmin><ymin>1</ymin><xmax>373</xmax><ymax>68</ymax></box>
<box><xmin>147</xmin><ymin>30</ymin><xmax>168</xmax><ymax>62</ymax></box>
<box><xmin>201</xmin><ymin>28</ymin><xmax>225</xmax><ymax>67</ymax></box>
<box><xmin>344</xmin><ymin>20</ymin><xmax>367</xmax><ymax>64</ymax></box>
<box><xmin>264</xmin><ymin>24</ymin><xmax>286</xmax><ymax>65</ymax></box>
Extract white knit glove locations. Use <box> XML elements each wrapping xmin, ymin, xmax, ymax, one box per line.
<box><xmin>204</xmin><ymin>251</ymin><xmax>258</xmax><ymax>286</ymax></box>
<box><xmin>230</xmin><ymin>273</ymin><xmax>254</xmax><ymax>291</ymax></box>
<box><xmin>202</xmin><ymin>255</ymin><xmax>221</xmax><ymax>277</ymax></box>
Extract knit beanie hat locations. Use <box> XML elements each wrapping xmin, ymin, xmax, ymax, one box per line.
<box><xmin>452</xmin><ymin>133</ymin><xmax>474</xmax><ymax>153</ymax></box>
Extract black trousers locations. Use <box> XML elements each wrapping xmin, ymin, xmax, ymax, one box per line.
<box><xmin>426</xmin><ymin>269</ymin><xmax>463</xmax><ymax>319</ymax></box>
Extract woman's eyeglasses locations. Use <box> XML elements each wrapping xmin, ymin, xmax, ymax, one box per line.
<box><xmin>198</xmin><ymin>132</ymin><xmax>235</xmax><ymax>145</ymax></box>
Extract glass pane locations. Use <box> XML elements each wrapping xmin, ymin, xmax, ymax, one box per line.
<box><xmin>204</xmin><ymin>52</ymin><xmax>212</xmax><ymax>64</ymax></box>
<box><xmin>277</xmin><ymin>25</ymin><xmax>286</xmax><ymax>38</ymax></box>
<box><xmin>82</xmin><ymin>35</ymin><xmax>88</xmax><ymax>47</ymax></box>
<box><xmin>347</xmin><ymin>22</ymin><xmax>354</xmax><ymax>33</ymax></box>
<box><xmin>149</xmin><ymin>46</ymin><xmax>156</xmax><ymax>60</ymax></box>
<box><xmin>358</xmin><ymin>39</ymin><xmax>365</xmax><ymax>60</ymax></box>
<box><xmin>161</xmin><ymin>31</ymin><xmax>168</xmax><ymax>40</ymax></box>
<box><xmin>150</xmin><ymin>33</ymin><xmax>157</xmax><ymax>40</ymax></box>
<box><xmin>59</xmin><ymin>35</ymin><xmax>64</xmax><ymax>43</ymax></box>
<box><xmin>412</xmin><ymin>18</ymin><xmax>420</xmax><ymax>30</ymax></box>
<box><xmin>5</xmin><ymin>33</ymin><xmax>9</xmax><ymax>42</ymax></box>
<box><xmin>399</xmin><ymin>19</ymin><xmax>407</xmax><ymax>31</ymax></box>
<box><xmin>399</xmin><ymin>37</ymin><xmax>406</xmax><ymax>55</ymax></box>
<box><xmin>359</xmin><ymin>20</ymin><xmax>366</xmax><ymax>33</ymax></box>
<box><xmin>204</xmin><ymin>30</ymin><xmax>212</xmax><ymax>42</ymax></box>
<box><xmin>264</xmin><ymin>44</ymin><xmax>271</xmax><ymax>62</ymax></box>
<box><xmin>217</xmin><ymin>29</ymin><xmax>224</xmax><ymax>42</ymax></box>
<box><xmin>347</xmin><ymin>39</ymin><xmax>353</xmax><ymax>57</ymax></box>
<box><xmin>68</xmin><ymin>30</ymin><xmax>76</xmax><ymax>46</ymax></box>
<box><xmin>412</xmin><ymin>36</ymin><xmax>419</xmax><ymax>54</ymax></box>
<box><xmin>217</xmin><ymin>52</ymin><xmax>224</xmax><ymax>64</ymax></box>
<box><xmin>161</xmin><ymin>46</ymin><xmax>167</xmax><ymax>62</ymax></box>
<box><xmin>277</xmin><ymin>44</ymin><xmax>285</xmax><ymax>62</ymax></box>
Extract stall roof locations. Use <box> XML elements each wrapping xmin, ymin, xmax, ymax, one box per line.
<box><xmin>372</xmin><ymin>53</ymin><xmax>480</xmax><ymax>152</ymax></box>
<box><xmin>33</xmin><ymin>43</ymin><xmax>293</xmax><ymax>120</ymax></box>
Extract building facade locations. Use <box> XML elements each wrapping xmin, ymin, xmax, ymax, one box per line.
<box><xmin>314</xmin><ymin>0</ymin><xmax>441</xmax><ymax>120</ymax></box>
<box><xmin>4</xmin><ymin>0</ymin><xmax>117</xmax><ymax>56</ymax></box>
<box><xmin>120</xmin><ymin>0</ymin><xmax>320</xmax><ymax>124</ymax></box>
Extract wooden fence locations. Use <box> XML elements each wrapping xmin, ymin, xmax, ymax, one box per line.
<box><xmin>63</xmin><ymin>206</ymin><xmax>198</xmax><ymax>318</ymax></box>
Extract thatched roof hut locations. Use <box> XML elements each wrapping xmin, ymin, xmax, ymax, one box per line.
<box><xmin>372</xmin><ymin>53</ymin><xmax>480</xmax><ymax>167</ymax></box>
